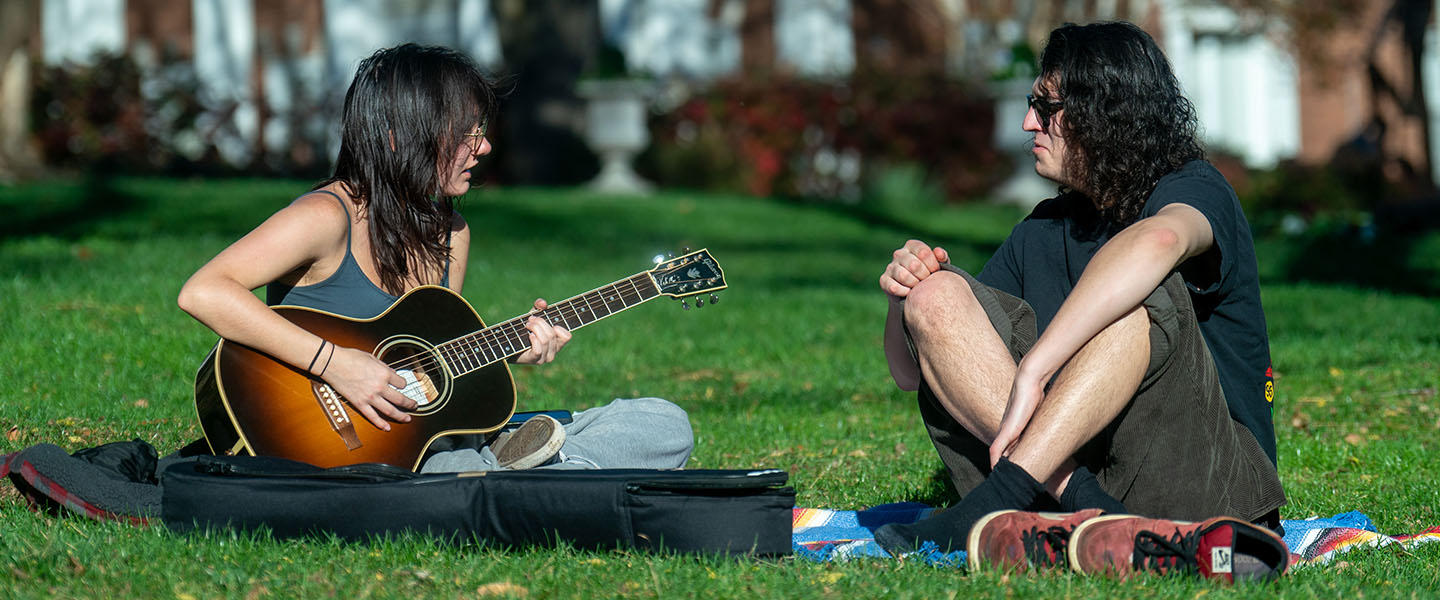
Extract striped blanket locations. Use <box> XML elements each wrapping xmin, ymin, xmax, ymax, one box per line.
<box><xmin>792</xmin><ymin>503</ymin><xmax>1440</xmax><ymax>567</ymax></box>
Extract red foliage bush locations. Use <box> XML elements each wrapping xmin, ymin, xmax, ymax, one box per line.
<box><xmin>643</xmin><ymin>72</ymin><xmax>1008</xmax><ymax>202</ymax></box>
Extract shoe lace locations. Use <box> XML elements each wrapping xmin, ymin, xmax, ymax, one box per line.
<box><xmin>1132</xmin><ymin>528</ymin><xmax>1201</xmax><ymax>574</ymax></box>
<box><xmin>1020</xmin><ymin>525</ymin><xmax>1073</xmax><ymax>568</ymax></box>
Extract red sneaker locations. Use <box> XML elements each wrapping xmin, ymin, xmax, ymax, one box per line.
<box><xmin>1068</xmin><ymin>515</ymin><xmax>1289</xmax><ymax>581</ymax></box>
<box><xmin>966</xmin><ymin>509</ymin><xmax>1106</xmax><ymax>572</ymax></box>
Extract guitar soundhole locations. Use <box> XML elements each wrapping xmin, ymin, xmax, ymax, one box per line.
<box><xmin>375</xmin><ymin>336</ymin><xmax>452</xmax><ymax>415</ymax></box>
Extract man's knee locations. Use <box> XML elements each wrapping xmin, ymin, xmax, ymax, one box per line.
<box><xmin>902</xmin><ymin>270</ymin><xmax>979</xmax><ymax>333</ymax></box>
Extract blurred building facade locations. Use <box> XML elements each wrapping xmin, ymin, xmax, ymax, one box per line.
<box><xmin>3</xmin><ymin>0</ymin><xmax>1438</xmax><ymax>192</ymax></box>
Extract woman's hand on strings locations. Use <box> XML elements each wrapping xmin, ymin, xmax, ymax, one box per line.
<box><xmin>514</xmin><ymin>298</ymin><xmax>572</xmax><ymax>365</ymax></box>
<box><xmin>322</xmin><ymin>346</ymin><xmax>417</xmax><ymax>431</ymax></box>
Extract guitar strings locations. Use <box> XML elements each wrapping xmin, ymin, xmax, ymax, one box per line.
<box><xmin>321</xmin><ymin>265</ymin><xmax>703</xmax><ymax>402</ymax></box>
<box><xmin>378</xmin><ymin>275</ymin><xmax>657</xmax><ymax>378</ymax></box>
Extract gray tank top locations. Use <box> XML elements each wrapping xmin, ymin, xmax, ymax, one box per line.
<box><xmin>266</xmin><ymin>190</ymin><xmax>449</xmax><ymax>319</ymax></box>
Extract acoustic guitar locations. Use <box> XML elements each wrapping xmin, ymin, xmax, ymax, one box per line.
<box><xmin>193</xmin><ymin>249</ymin><xmax>726</xmax><ymax>470</ymax></box>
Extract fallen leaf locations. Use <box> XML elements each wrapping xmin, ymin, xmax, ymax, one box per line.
<box><xmin>1328</xmin><ymin>367</ymin><xmax>1343</xmax><ymax>377</ymax></box>
<box><xmin>134</xmin><ymin>398</ymin><xmax>149</xmax><ymax>408</ymax></box>
<box><xmin>244</xmin><ymin>584</ymin><xmax>268</xmax><ymax>600</ymax></box>
<box><xmin>1345</xmin><ymin>433</ymin><xmax>1364</xmax><ymax>446</ymax></box>
<box><xmin>894</xmin><ymin>442</ymin><xmax>908</xmax><ymax>455</ymax></box>
<box><xmin>68</xmin><ymin>555</ymin><xmax>85</xmax><ymax>576</ymax></box>
<box><xmin>818</xmin><ymin>572</ymin><xmax>843</xmax><ymax>584</ymax></box>
<box><xmin>1290</xmin><ymin>412</ymin><xmax>1310</xmax><ymax>430</ymax></box>
<box><xmin>848</xmin><ymin>449</ymin><xmax>867</xmax><ymax>458</ymax></box>
<box><xmin>477</xmin><ymin>582</ymin><xmax>528</xmax><ymax>597</ymax></box>
<box><xmin>5</xmin><ymin>426</ymin><xmax>18</xmax><ymax>442</ymax></box>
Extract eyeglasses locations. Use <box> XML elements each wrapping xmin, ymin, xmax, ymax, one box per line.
<box><xmin>1026</xmin><ymin>94</ymin><xmax>1064</xmax><ymax>131</ymax></box>
<box><xmin>463</xmin><ymin>122</ymin><xmax>488</xmax><ymax>153</ymax></box>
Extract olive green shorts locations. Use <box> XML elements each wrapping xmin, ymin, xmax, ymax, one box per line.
<box><xmin>910</xmin><ymin>267</ymin><xmax>1285</xmax><ymax>522</ymax></box>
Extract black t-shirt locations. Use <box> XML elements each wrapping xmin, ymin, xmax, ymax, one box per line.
<box><xmin>976</xmin><ymin>160</ymin><xmax>1277</xmax><ymax>464</ymax></box>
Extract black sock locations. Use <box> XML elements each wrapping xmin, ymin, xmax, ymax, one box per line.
<box><xmin>1057</xmin><ymin>465</ymin><xmax>1126</xmax><ymax>514</ymax></box>
<box><xmin>874</xmin><ymin>458</ymin><xmax>1046</xmax><ymax>555</ymax></box>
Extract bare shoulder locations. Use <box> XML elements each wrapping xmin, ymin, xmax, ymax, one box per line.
<box><xmin>448</xmin><ymin>209</ymin><xmax>471</xmax><ymax>250</ymax></box>
<box><xmin>287</xmin><ymin>190</ymin><xmax>350</xmax><ymax>223</ymax></box>
<box><xmin>449</xmin><ymin>209</ymin><xmax>470</xmax><ymax>236</ymax></box>
<box><xmin>266</xmin><ymin>190</ymin><xmax>350</xmax><ymax>241</ymax></box>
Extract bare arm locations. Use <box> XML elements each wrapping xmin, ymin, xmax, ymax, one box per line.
<box><xmin>177</xmin><ymin>194</ymin><xmax>416</xmax><ymax>430</ymax></box>
<box><xmin>989</xmin><ymin>203</ymin><xmax>1216</xmax><ymax>463</ymax></box>
<box><xmin>446</xmin><ymin>211</ymin><xmax>471</xmax><ymax>293</ymax></box>
<box><xmin>879</xmin><ymin>240</ymin><xmax>950</xmax><ymax>390</ymax></box>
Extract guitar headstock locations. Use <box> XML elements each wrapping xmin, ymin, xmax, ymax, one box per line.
<box><xmin>648</xmin><ymin>249</ymin><xmax>726</xmax><ymax>304</ymax></box>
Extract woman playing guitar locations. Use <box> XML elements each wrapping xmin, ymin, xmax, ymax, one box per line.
<box><xmin>179</xmin><ymin>43</ymin><xmax>692</xmax><ymax>472</ymax></box>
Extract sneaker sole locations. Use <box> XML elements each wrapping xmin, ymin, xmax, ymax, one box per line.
<box><xmin>494</xmin><ymin>415</ymin><xmax>565</xmax><ymax>469</ymax></box>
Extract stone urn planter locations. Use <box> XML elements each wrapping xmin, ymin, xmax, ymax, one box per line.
<box><xmin>577</xmin><ymin>79</ymin><xmax>655</xmax><ymax>195</ymax></box>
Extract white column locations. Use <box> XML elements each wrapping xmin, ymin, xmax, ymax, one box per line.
<box><xmin>458</xmin><ymin>0</ymin><xmax>503</xmax><ymax>69</ymax></box>
<box><xmin>775</xmin><ymin>0</ymin><xmax>853</xmax><ymax>78</ymax></box>
<box><xmin>41</xmin><ymin>0</ymin><xmax>125</xmax><ymax>65</ymax></box>
<box><xmin>1425</xmin><ymin>0</ymin><xmax>1440</xmax><ymax>184</ymax></box>
<box><xmin>617</xmin><ymin>0</ymin><xmax>741</xmax><ymax>78</ymax></box>
<box><xmin>193</xmin><ymin>0</ymin><xmax>258</xmax><ymax>166</ymax></box>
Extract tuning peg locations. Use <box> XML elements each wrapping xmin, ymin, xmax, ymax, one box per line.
<box><xmin>681</xmin><ymin>300</ymin><xmax>690</xmax><ymax>310</ymax></box>
<box><xmin>709</xmin><ymin>293</ymin><xmax>719</xmax><ymax>304</ymax></box>
<box><xmin>695</xmin><ymin>297</ymin><xmax>704</xmax><ymax>308</ymax></box>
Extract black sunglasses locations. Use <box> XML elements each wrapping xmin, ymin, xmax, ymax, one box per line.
<box><xmin>1026</xmin><ymin>94</ymin><xmax>1064</xmax><ymax>130</ymax></box>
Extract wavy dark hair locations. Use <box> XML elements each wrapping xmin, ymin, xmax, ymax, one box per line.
<box><xmin>1039</xmin><ymin>21</ymin><xmax>1204</xmax><ymax>227</ymax></box>
<box><xmin>317</xmin><ymin>43</ymin><xmax>498</xmax><ymax>294</ymax></box>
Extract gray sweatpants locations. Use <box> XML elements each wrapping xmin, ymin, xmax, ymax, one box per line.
<box><xmin>418</xmin><ymin>397</ymin><xmax>694</xmax><ymax>473</ymax></box>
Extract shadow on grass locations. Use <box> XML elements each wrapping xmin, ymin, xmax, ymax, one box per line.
<box><xmin>1263</xmin><ymin>231</ymin><xmax>1440</xmax><ymax>296</ymax></box>
<box><xmin>0</xmin><ymin>175</ymin><xmax>142</xmax><ymax>240</ymax></box>
<box><xmin>915</xmin><ymin>467</ymin><xmax>962</xmax><ymax>508</ymax></box>
<box><xmin>464</xmin><ymin>195</ymin><xmax>1008</xmax><ymax>295</ymax></box>
<box><xmin>807</xmin><ymin>201</ymin><xmax>1005</xmax><ymax>256</ymax></box>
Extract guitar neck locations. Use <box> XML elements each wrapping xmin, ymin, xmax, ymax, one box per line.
<box><xmin>438</xmin><ymin>272</ymin><xmax>660</xmax><ymax>376</ymax></box>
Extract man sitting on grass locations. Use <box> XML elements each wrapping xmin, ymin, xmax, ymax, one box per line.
<box><xmin>874</xmin><ymin>21</ymin><xmax>1288</xmax><ymax>579</ymax></box>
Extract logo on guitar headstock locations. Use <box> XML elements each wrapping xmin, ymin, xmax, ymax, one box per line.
<box><xmin>651</xmin><ymin>249</ymin><xmax>726</xmax><ymax>298</ymax></box>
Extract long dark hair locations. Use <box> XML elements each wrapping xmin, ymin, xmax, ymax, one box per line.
<box><xmin>1039</xmin><ymin>22</ymin><xmax>1204</xmax><ymax>226</ymax></box>
<box><xmin>318</xmin><ymin>43</ymin><xmax>498</xmax><ymax>294</ymax></box>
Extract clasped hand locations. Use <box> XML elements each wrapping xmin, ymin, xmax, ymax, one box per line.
<box><xmin>879</xmin><ymin>239</ymin><xmax>950</xmax><ymax>298</ymax></box>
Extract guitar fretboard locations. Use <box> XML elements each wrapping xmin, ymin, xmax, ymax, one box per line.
<box><xmin>436</xmin><ymin>273</ymin><xmax>659</xmax><ymax>376</ymax></box>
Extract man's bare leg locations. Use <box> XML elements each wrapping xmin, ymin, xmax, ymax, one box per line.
<box><xmin>1009</xmin><ymin>305</ymin><xmax>1150</xmax><ymax>495</ymax></box>
<box><xmin>902</xmin><ymin>271</ymin><xmax>1014</xmax><ymax>443</ymax></box>
<box><xmin>905</xmin><ymin>271</ymin><xmax>1150</xmax><ymax>494</ymax></box>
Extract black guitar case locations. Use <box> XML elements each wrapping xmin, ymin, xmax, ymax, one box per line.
<box><xmin>160</xmin><ymin>455</ymin><xmax>795</xmax><ymax>556</ymax></box>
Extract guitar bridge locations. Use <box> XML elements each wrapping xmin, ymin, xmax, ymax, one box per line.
<box><xmin>312</xmin><ymin>381</ymin><xmax>363</xmax><ymax>451</ymax></box>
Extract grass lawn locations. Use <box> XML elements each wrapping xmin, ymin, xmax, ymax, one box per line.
<box><xmin>2</xmin><ymin>176</ymin><xmax>1438</xmax><ymax>598</ymax></box>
